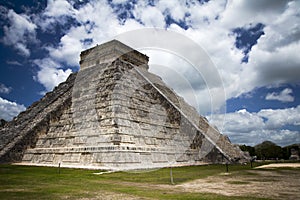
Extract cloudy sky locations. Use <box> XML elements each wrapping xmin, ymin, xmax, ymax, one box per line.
<box><xmin>0</xmin><ymin>0</ymin><xmax>299</xmax><ymax>146</ymax></box>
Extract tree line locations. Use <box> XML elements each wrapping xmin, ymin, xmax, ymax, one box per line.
<box><xmin>239</xmin><ymin>141</ymin><xmax>300</xmax><ymax>160</ymax></box>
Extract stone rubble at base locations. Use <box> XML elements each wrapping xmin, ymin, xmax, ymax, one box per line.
<box><xmin>0</xmin><ymin>40</ymin><xmax>249</xmax><ymax>170</ymax></box>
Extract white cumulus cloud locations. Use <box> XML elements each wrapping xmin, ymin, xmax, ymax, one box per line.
<box><xmin>33</xmin><ymin>58</ymin><xmax>73</xmax><ymax>92</ymax></box>
<box><xmin>265</xmin><ymin>88</ymin><xmax>294</xmax><ymax>102</ymax></box>
<box><xmin>44</xmin><ymin>0</ymin><xmax>75</xmax><ymax>17</ymax></box>
<box><xmin>0</xmin><ymin>83</ymin><xmax>12</xmax><ymax>94</ymax></box>
<box><xmin>258</xmin><ymin>106</ymin><xmax>300</xmax><ymax>129</ymax></box>
<box><xmin>0</xmin><ymin>97</ymin><xmax>26</xmax><ymax>121</ymax></box>
<box><xmin>208</xmin><ymin>105</ymin><xmax>300</xmax><ymax>146</ymax></box>
<box><xmin>2</xmin><ymin>9</ymin><xmax>37</xmax><ymax>56</ymax></box>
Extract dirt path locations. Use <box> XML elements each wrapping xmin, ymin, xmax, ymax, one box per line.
<box><xmin>255</xmin><ymin>163</ymin><xmax>300</xmax><ymax>169</ymax></box>
<box><xmin>77</xmin><ymin>191</ymin><xmax>148</xmax><ymax>200</ymax></box>
<box><xmin>177</xmin><ymin>169</ymin><xmax>300</xmax><ymax>200</ymax></box>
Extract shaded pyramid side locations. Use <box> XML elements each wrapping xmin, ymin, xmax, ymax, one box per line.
<box><xmin>0</xmin><ymin>74</ymin><xmax>77</xmax><ymax>163</ymax></box>
<box><xmin>135</xmin><ymin>66</ymin><xmax>247</xmax><ymax>163</ymax></box>
<box><xmin>21</xmin><ymin>62</ymin><xmax>127</xmax><ymax>169</ymax></box>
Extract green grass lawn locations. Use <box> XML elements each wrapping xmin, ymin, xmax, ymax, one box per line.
<box><xmin>0</xmin><ymin>163</ymin><xmax>268</xmax><ymax>200</ymax></box>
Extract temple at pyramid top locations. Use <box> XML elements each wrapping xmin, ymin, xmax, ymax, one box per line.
<box><xmin>79</xmin><ymin>40</ymin><xmax>149</xmax><ymax>70</ymax></box>
<box><xmin>0</xmin><ymin>40</ymin><xmax>249</xmax><ymax>170</ymax></box>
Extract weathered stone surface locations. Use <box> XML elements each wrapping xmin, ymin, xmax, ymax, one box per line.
<box><xmin>0</xmin><ymin>40</ymin><xmax>249</xmax><ymax>170</ymax></box>
<box><xmin>0</xmin><ymin>73</ymin><xmax>76</xmax><ymax>162</ymax></box>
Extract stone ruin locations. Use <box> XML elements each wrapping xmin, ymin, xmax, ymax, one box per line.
<box><xmin>0</xmin><ymin>40</ymin><xmax>248</xmax><ymax>170</ymax></box>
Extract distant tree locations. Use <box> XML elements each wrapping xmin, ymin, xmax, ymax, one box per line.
<box><xmin>239</xmin><ymin>144</ymin><xmax>256</xmax><ymax>156</ymax></box>
<box><xmin>281</xmin><ymin>146</ymin><xmax>291</xmax><ymax>160</ymax></box>
<box><xmin>282</xmin><ymin>144</ymin><xmax>300</xmax><ymax>160</ymax></box>
<box><xmin>0</xmin><ymin>119</ymin><xmax>7</xmax><ymax>127</ymax></box>
<box><xmin>254</xmin><ymin>141</ymin><xmax>283</xmax><ymax>160</ymax></box>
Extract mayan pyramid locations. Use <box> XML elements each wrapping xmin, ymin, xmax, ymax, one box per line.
<box><xmin>0</xmin><ymin>40</ymin><xmax>248</xmax><ymax>170</ymax></box>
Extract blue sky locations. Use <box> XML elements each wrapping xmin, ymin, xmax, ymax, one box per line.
<box><xmin>0</xmin><ymin>0</ymin><xmax>299</xmax><ymax>146</ymax></box>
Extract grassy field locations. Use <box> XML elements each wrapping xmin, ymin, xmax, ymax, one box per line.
<box><xmin>0</xmin><ymin>163</ymin><xmax>288</xmax><ymax>200</ymax></box>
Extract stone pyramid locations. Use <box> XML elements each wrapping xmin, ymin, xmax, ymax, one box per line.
<box><xmin>0</xmin><ymin>40</ymin><xmax>248</xmax><ymax>170</ymax></box>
